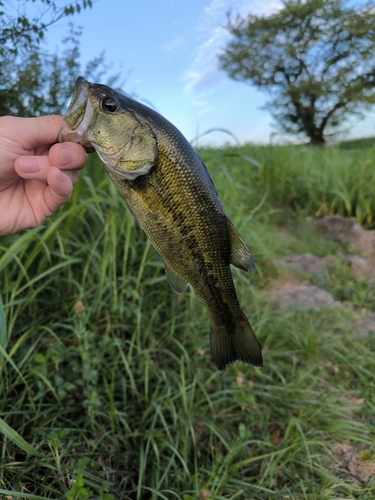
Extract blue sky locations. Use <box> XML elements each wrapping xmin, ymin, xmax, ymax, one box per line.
<box><xmin>45</xmin><ymin>0</ymin><xmax>375</xmax><ymax>146</ymax></box>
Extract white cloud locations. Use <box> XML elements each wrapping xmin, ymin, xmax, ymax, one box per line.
<box><xmin>162</xmin><ymin>35</ymin><xmax>187</xmax><ymax>54</ymax></box>
<box><xmin>185</xmin><ymin>66</ymin><xmax>226</xmax><ymax>92</ymax></box>
<box><xmin>192</xmin><ymin>97</ymin><xmax>213</xmax><ymax>116</ymax></box>
<box><xmin>185</xmin><ymin>0</ymin><xmax>282</xmax><ymax>97</ymax></box>
<box><xmin>198</xmin><ymin>0</ymin><xmax>228</xmax><ymax>33</ymax></box>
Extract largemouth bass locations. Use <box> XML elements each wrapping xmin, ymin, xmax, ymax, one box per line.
<box><xmin>59</xmin><ymin>77</ymin><xmax>262</xmax><ymax>371</ymax></box>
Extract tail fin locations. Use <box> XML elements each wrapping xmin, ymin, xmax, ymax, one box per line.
<box><xmin>209</xmin><ymin>311</ymin><xmax>262</xmax><ymax>372</ymax></box>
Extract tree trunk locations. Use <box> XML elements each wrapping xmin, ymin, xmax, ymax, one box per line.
<box><xmin>309</xmin><ymin>132</ymin><xmax>326</xmax><ymax>146</ymax></box>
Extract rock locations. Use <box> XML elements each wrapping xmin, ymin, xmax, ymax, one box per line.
<box><xmin>276</xmin><ymin>253</ymin><xmax>375</xmax><ymax>282</ymax></box>
<box><xmin>353</xmin><ymin>312</ymin><xmax>375</xmax><ymax>338</ymax></box>
<box><xmin>276</xmin><ymin>254</ymin><xmax>336</xmax><ymax>277</ymax></box>
<box><xmin>345</xmin><ymin>255</ymin><xmax>375</xmax><ymax>283</ymax></box>
<box><xmin>271</xmin><ymin>280</ymin><xmax>336</xmax><ymax>310</ymax></box>
<box><xmin>313</xmin><ymin>215</ymin><xmax>375</xmax><ymax>257</ymax></box>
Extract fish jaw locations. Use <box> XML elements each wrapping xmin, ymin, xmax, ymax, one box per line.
<box><xmin>58</xmin><ymin>77</ymin><xmax>96</xmax><ymax>152</ymax></box>
<box><xmin>64</xmin><ymin>77</ymin><xmax>90</xmax><ymax>130</ymax></box>
<box><xmin>101</xmin><ymin>153</ymin><xmax>154</xmax><ymax>180</ymax></box>
<box><xmin>59</xmin><ymin>77</ymin><xmax>157</xmax><ymax>179</ymax></box>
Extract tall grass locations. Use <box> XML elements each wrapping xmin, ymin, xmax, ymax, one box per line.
<box><xmin>199</xmin><ymin>143</ymin><xmax>375</xmax><ymax>227</ymax></box>
<box><xmin>0</xmin><ymin>148</ymin><xmax>375</xmax><ymax>498</ymax></box>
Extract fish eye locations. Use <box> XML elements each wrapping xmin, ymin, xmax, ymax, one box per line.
<box><xmin>101</xmin><ymin>97</ymin><xmax>119</xmax><ymax>113</ymax></box>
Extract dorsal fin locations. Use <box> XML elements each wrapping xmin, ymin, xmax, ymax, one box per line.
<box><xmin>226</xmin><ymin>217</ymin><xmax>256</xmax><ymax>272</ymax></box>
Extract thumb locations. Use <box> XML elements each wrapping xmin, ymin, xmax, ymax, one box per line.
<box><xmin>7</xmin><ymin>115</ymin><xmax>64</xmax><ymax>150</ymax></box>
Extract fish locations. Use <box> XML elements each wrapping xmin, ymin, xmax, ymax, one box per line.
<box><xmin>58</xmin><ymin>77</ymin><xmax>262</xmax><ymax>371</ymax></box>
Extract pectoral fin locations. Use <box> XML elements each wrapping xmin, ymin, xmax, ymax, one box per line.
<box><xmin>164</xmin><ymin>262</ymin><xmax>188</xmax><ymax>294</ymax></box>
<box><xmin>227</xmin><ymin>217</ymin><xmax>256</xmax><ymax>272</ymax></box>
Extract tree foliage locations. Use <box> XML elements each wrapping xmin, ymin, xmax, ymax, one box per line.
<box><xmin>0</xmin><ymin>0</ymin><xmax>92</xmax><ymax>54</ymax></box>
<box><xmin>0</xmin><ymin>0</ymin><xmax>119</xmax><ymax>117</ymax></box>
<box><xmin>220</xmin><ymin>0</ymin><xmax>375</xmax><ymax>144</ymax></box>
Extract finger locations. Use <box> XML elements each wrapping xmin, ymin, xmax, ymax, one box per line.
<box><xmin>3</xmin><ymin>115</ymin><xmax>64</xmax><ymax>151</ymax></box>
<box><xmin>48</xmin><ymin>142</ymin><xmax>87</xmax><ymax>171</ymax></box>
<box><xmin>60</xmin><ymin>169</ymin><xmax>79</xmax><ymax>185</ymax></box>
<box><xmin>14</xmin><ymin>155</ymin><xmax>78</xmax><ymax>185</ymax></box>
<box><xmin>44</xmin><ymin>166</ymin><xmax>74</xmax><ymax>213</ymax></box>
<box><xmin>15</xmin><ymin>143</ymin><xmax>85</xmax><ymax>184</ymax></box>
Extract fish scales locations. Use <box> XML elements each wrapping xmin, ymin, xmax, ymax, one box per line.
<box><xmin>59</xmin><ymin>77</ymin><xmax>263</xmax><ymax>371</ymax></box>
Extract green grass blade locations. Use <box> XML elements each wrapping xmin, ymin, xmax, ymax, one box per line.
<box><xmin>0</xmin><ymin>490</ymin><xmax>55</xmax><ymax>500</ymax></box>
<box><xmin>0</xmin><ymin>293</ymin><xmax>6</xmax><ymax>367</ymax></box>
<box><xmin>0</xmin><ymin>418</ymin><xmax>43</xmax><ymax>457</ymax></box>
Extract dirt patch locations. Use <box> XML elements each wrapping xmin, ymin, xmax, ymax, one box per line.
<box><xmin>270</xmin><ymin>280</ymin><xmax>336</xmax><ymax>310</ymax></box>
<box><xmin>353</xmin><ymin>311</ymin><xmax>375</xmax><ymax>337</ymax></box>
<box><xmin>345</xmin><ymin>255</ymin><xmax>375</xmax><ymax>283</ymax></box>
<box><xmin>313</xmin><ymin>215</ymin><xmax>375</xmax><ymax>257</ymax></box>
<box><xmin>333</xmin><ymin>443</ymin><xmax>375</xmax><ymax>484</ymax></box>
<box><xmin>275</xmin><ymin>253</ymin><xmax>336</xmax><ymax>277</ymax></box>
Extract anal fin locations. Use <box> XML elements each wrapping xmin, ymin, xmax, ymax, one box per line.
<box><xmin>226</xmin><ymin>217</ymin><xmax>256</xmax><ymax>272</ymax></box>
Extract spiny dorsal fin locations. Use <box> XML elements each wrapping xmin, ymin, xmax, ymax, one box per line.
<box><xmin>226</xmin><ymin>217</ymin><xmax>256</xmax><ymax>272</ymax></box>
<box><xmin>164</xmin><ymin>262</ymin><xmax>188</xmax><ymax>294</ymax></box>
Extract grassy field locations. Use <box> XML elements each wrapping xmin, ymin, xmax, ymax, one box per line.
<box><xmin>1</xmin><ymin>141</ymin><xmax>375</xmax><ymax>499</ymax></box>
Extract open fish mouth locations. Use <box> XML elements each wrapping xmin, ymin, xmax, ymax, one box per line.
<box><xmin>58</xmin><ymin>77</ymin><xmax>96</xmax><ymax>152</ymax></box>
<box><xmin>62</xmin><ymin>77</ymin><xmax>158</xmax><ymax>179</ymax></box>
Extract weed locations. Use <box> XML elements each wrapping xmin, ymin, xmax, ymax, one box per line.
<box><xmin>1</xmin><ymin>148</ymin><xmax>375</xmax><ymax>498</ymax></box>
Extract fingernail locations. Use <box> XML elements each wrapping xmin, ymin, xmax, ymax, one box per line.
<box><xmin>19</xmin><ymin>157</ymin><xmax>42</xmax><ymax>173</ymax></box>
<box><xmin>60</xmin><ymin>147</ymin><xmax>73</xmax><ymax>166</ymax></box>
<box><xmin>59</xmin><ymin>171</ymin><xmax>70</xmax><ymax>184</ymax></box>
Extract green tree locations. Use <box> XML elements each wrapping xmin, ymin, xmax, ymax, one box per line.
<box><xmin>0</xmin><ymin>0</ymin><xmax>119</xmax><ymax>117</ymax></box>
<box><xmin>220</xmin><ymin>0</ymin><xmax>375</xmax><ymax>145</ymax></box>
<box><xmin>0</xmin><ymin>0</ymin><xmax>92</xmax><ymax>53</ymax></box>
<box><xmin>0</xmin><ymin>25</ymin><xmax>79</xmax><ymax>117</ymax></box>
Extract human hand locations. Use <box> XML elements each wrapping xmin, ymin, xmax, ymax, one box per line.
<box><xmin>0</xmin><ymin>115</ymin><xmax>87</xmax><ymax>236</ymax></box>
